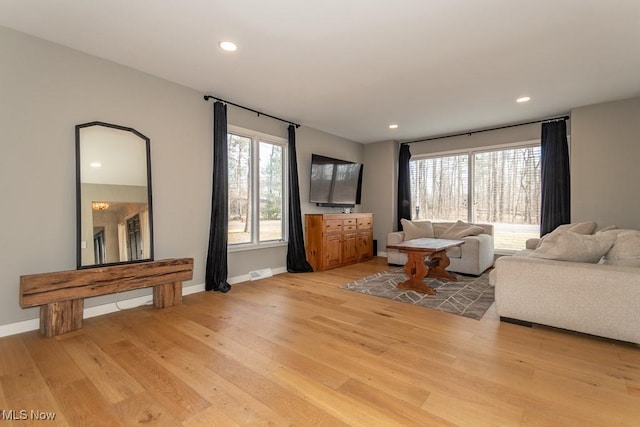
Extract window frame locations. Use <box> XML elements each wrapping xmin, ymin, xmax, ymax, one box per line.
<box><xmin>227</xmin><ymin>125</ymin><xmax>288</xmax><ymax>252</ymax></box>
<box><xmin>409</xmin><ymin>139</ymin><xmax>542</xmax><ymax>253</ymax></box>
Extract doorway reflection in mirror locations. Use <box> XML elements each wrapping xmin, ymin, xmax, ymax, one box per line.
<box><xmin>90</xmin><ymin>201</ymin><xmax>150</xmax><ymax>264</ymax></box>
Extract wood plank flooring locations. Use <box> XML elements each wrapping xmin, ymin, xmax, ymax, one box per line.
<box><xmin>1</xmin><ymin>257</ymin><xmax>639</xmax><ymax>426</ymax></box>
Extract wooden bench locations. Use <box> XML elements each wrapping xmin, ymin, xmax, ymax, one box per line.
<box><xmin>20</xmin><ymin>258</ymin><xmax>194</xmax><ymax>337</ymax></box>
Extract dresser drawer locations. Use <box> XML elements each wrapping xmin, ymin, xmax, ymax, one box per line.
<box><xmin>324</xmin><ymin>219</ymin><xmax>343</xmax><ymax>234</ymax></box>
<box><xmin>357</xmin><ymin>217</ymin><xmax>372</xmax><ymax>230</ymax></box>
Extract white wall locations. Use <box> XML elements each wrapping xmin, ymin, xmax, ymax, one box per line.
<box><xmin>361</xmin><ymin>140</ymin><xmax>397</xmax><ymax>251</ymax></box>
<box><xmin>571</xmin><ymin>97</ymin><xmax>640</xmax><ymax>229</ymax></box>
<box><xmin>0</xmin><ymin>26</ymin><xmax>362</xmax><ymax>328</ymax></box>
<box><xmin>364</xmin><ymin>96</ymin><xmax>640</xmax><ymax>256</ymax></box>
<box><xmin>407</xmin><ymin>121</ymin><xmax>547</xmax><ymax>156</ymax></box>
<box><xmin>224</xmin><ymin>107</ymin><xmax>363</xmax><ymax>276</ymax></box>
<box><xmin>0</xmin><ymin>26</ymin><xmax>208</xmax><ymax>326</ymax></box>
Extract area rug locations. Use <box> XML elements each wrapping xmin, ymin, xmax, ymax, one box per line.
<box><xmin>340</xmin><ymin>268</ymin><xmax>494</xmax><ymax>320</ymax></box>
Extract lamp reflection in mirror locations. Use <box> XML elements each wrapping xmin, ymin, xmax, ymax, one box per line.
<box><xmin>76</xmin><ymin>122</ymin><xmax>154</xmax><ymax>269</ymax></box>
<box><xmin>91</xmin><ymin>202</ymin><xmax>110</xmax><ymax>211</ymax></box>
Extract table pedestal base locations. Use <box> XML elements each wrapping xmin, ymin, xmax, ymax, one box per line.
<box><xmin>396</xmin><ymin>249</ymin><xmax>456</xmax><ymax>294</ymax></box>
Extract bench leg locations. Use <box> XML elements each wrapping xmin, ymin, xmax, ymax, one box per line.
<box><xmin>153</xmin><ymin>281</ymin><xmax>183</xmax><ymax>308</ymax></box>
<box><xmin>40</xmin><ymin>299</ymin><xmax>84</xmax><ymax>337</ymax></box>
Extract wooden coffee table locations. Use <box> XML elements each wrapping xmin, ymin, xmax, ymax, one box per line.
<box><xmin>386</xmin><ymin>238</ymin><xmax>465</xmax><ymax>295</ymax></box>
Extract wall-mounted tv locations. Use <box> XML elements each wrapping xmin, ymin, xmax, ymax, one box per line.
<box><xmin>309</xmin><ymin>154</ymin><xmax>363</xmax><ymax>207</ymax></box>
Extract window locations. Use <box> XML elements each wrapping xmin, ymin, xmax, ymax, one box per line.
<box><xmin>227</xmin><ymin>126</ymin><xmax>287</xmax><ymax>247</ymax></box>
<box><xmin>410</xmin><ymin>154</ymin><xmax>468</xmax><ymax>222</ymax></box>
<box><xmin>410</xmin><ymin>143</ymin><xmax>541</xmax><ymax>251</ymax></box>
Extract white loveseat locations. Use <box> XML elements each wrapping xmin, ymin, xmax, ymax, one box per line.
<box><xmin>490</xmin><ymin>224</ymin><xmax>640</xmax><ymax>344</ymax></box>
<box><xmin>387</xmin><ymin>220</ymin><xmax>495</xmax><ymax>276</ymax></box>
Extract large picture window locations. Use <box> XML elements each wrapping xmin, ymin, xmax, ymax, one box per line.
<box><xmin>410</xmin><ymin>143</ymin><xmax>541</xmax><ymax>251</ymax></box>
<box><xmin>227</xmin><ymin>126</ymin><xmax>287</xmax><ymax>247</ymax></box>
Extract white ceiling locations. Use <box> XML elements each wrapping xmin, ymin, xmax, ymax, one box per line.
<box><xmin>1</xmin><ymin>0</ymin><xmax>639</xmax><ymax>143</ymax></box>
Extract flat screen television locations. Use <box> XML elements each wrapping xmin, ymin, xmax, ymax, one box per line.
<box><xmin>309</xmin><ymin>154</ymin><xmax>363</xmax><ymax>207</ymax></box>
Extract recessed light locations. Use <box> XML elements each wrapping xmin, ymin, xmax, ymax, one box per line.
<box><xmin>516</xmin><ymin>96</ymin><xmax>531</xmax><ymax>103</ymax></box>
<box><xmin>219</xmin><ymin>41</ymin><xmax>238</xmax><ymax>52</ymax></box>
<box><xmin>389</xmin><ymin>124</ymin><xmax>399</xmax><ymax>129</ymax></box>
<box><xmin>90</xmin><ymin>162</ymin><xmax>102</xmax><ymax>168</ymax></box>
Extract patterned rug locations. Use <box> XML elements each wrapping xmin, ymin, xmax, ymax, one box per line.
<box><xmin>340</xmin><ymin>268</ymin><xmax>494</xmax><ymax>320</ymax></box>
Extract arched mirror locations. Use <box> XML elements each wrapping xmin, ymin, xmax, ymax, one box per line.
<box><xmin>76</xmin><ymin>121</ymin><xmax>153</xmax><ymax>269</ymax></box>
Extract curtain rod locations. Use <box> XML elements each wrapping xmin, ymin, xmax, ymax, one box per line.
<box><xmin>203</xmin><ymin>95</ymin><xmax>300</xmax><ymax>128</ymax></box>
<box><xmin>401</xmin><ymin>115</ymin><xmax>570</xmax><ymax>145</ymax></box>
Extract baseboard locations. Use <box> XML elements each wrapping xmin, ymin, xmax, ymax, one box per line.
<box><xmin>0</xmin><ymin>318</ymin><xmax>40</xmax><ymax>338</ymax></box>
<box><xmin>0</xmin><ymin>267</ymin><xmax>288</xmax><ymax>338</ymax></box>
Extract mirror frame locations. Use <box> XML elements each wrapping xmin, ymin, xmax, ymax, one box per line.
<box><xmin>75</xmin><ymin>121</ymin><xmax>154</xmax><ymax>269</ymax></box>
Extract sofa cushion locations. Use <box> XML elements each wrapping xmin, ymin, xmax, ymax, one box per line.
<box><xmin>400</xmin><ymin>219</ymin><xmax>434</xmax><ymax>240</ymax></box>
<box><xmin>387</xmin><ymin>231</ymin><xmax>405</xmax><ymax>245</ymax></box>
<box><xmin>603</xmin><ymin>230</ymin><xmax>640</xmax><ymax>267</ymax></box>
<box><xmin>446</xmin><ymin>246</ymin><xmax>462</xmax><ymax>258</ymax></box>
<box><xmin>596</xmin><ymin>228</ymin><xmax>631</xmax><ymax>238</ymax></box>
<box><xmin>513</xmin><ymin>249</ymin><xmax>534</xmax><ymax>257</ymax></box>
<box><xmin>525</xmin><ymin>238</ymin><xmax>540</xmax><ymax>250</ymax></box>
<box><xmin>530</xmin><ymin>231</ymin><xmax>615</xmax><ymax>263</ymax></box>
<box><xmin>440</xmin><ymin>220</ymin><xmax>486</xmax><ymax>240</ymax></box>
<box><xmin>536</xmin><ymin>220</ymin><xmax>598</xmax><ymax>248</ymax></box>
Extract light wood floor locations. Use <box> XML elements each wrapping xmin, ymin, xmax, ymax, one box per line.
<box><xmin>1</xmin><ymin>257</ymin><xmax>639</xmax><ymax>426</ymax></box>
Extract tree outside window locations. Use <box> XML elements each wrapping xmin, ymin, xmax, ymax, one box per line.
<box><xmin>410</xmin><ymin>144</ymin><xmax>541</xmax><ymax>250</ymax></box>
<box><xmin>227</xmin><ymin>128</ymin><xmax>286</xmax><ymax>246</ymax></box>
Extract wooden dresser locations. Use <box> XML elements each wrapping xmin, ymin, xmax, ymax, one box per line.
<box><xmin>305</xmin><ymin>213</ymin><xmax>374</xmax><ymax>271</ymax></box>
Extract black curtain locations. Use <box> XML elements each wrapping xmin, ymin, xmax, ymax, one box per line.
<box><xmin>397</xmin><ymin>143</ymin><xmax>412</xmax><ymax>230</ymax></box>
<box><xmin>205</xmin><ymin>102</ymin><xmax>231</xmax><ymax>292</ymax></box>
<box><xmin>286</xmin><ymin>125</ymin><xmax>313</xmax><ymax>272</ymax></box>
<box><xmin>540</xmin><ymin>119</ymin><xmax>570</xmax><ymax>236</ymax></box>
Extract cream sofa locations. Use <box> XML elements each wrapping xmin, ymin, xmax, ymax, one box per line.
<box><xmin>490</xmin><ymin>226</ymin><xmax>640</xmax><ymax>344</ymax></box>
<box><xmin>387</xmin><ymin>221</ymin><xmax>494</xmax><ymax>276</ymax></box>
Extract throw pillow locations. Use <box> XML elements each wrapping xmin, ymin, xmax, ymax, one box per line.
<box><xmin>432</xmin><ymin>223</ymin><xmax>451</xmax><ymax>238</ymax></box>
<box><xmin>530</xmin><ymin>231</ymin><xmax>615</xmax><ymax>263</ymax></box>
<box><xmin>536</xmin><ymin>220</ymin><xmax>598</xmax><ymax>248</ymax></box>
<box><xmin>440</xmin><ymin>220</ymin><xmax>485</xmax><ymax>240</ymax></box>
<box><xmin>401</xmin><ymin>219</ymin><xmax>434</xmax><ymax>241</ymax></box>
<box><xmin>566</xmin><ymin>221</ymin><xmax>598</xmax><ymax>235</ymax></box>
<box><xmin>603</xmin><ymin>230</ymin><xmax>640</xmax><ymax>267</ymax></box>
